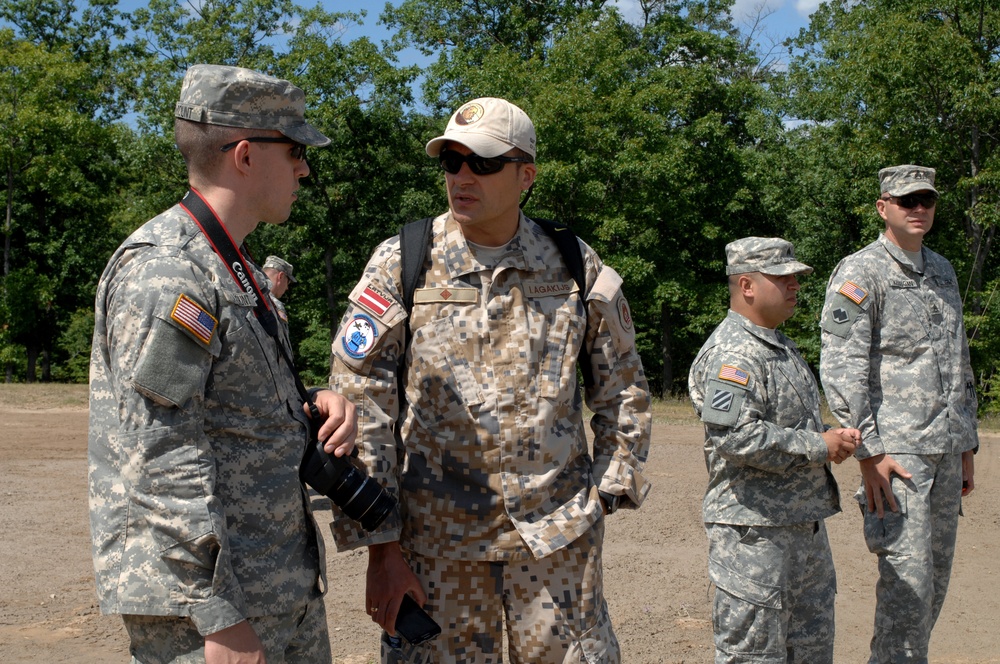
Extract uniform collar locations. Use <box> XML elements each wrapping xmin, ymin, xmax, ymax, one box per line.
<box><xmin>878</xmin><ymin>233</ymin><xmax>924</xmax><ymax>273</ymax></box>
<box><xmin>441</xmin><ymin>211</ymin><xmax>548</xmax><ymax>278</ymax></box>
<box><xmin>727</xmin><ymin>309</ymin><xmax>784</xmax><ymax>348</ymax></box>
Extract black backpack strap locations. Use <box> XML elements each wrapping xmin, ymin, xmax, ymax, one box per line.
<box><xmin>400</xmin><ymin>217</ymin><xmax>434</xmax><ymax>312</ymax></box>
<box><xmin>532</xmin><ymin>218</ymin><xmax>594</xmax><ymax>389</ymax></box>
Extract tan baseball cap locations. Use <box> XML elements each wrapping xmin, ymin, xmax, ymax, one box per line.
<box><xmin>725</xmin><ymin>237</ymin><xmax>813</xmax><ymax>276</ymax></box>
<box><xmin>879</xmin><ymin>164</ymin><xmax>938</xmax><ymax>196</ymax></box>
<box><xmin>174</xmin><ymin>64</ymin><xmax>330</xmax><ymax>147</ymax></box>
<box><xmin>425</xmin><ymin>97</ymin><xmax>536</xmax><ymax>159</ymax></box>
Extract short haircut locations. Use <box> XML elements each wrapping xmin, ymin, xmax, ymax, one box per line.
<box><xmin>174</xmin><ymin>119</ymin><xmax>272</xmax><ymax>180</ymax></box>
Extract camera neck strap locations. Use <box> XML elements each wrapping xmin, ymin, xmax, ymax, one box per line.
<box><xmin>179</xmin><ymin>188</ymin><xmax>317</xmax><ymax>415</ymax></box>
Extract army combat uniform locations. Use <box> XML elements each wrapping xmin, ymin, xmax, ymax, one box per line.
<box><xmin>690</xmin><ymin>310</ymin><xmax>841</xmax><ymax>664</ymax></box>
<box><xmin>330</xmin><ymin>211</ymin><xmax>652</xmax><ymax>663</ymax></box>
<box><xmin>88</xmin><ymin>205</ymin><xmax>329</xmax><ymax>661</ymax></box>
<box><xmin>820</xmin><ymin>233</ymin><xmax>978</xmax><ymax>663</ymax></box>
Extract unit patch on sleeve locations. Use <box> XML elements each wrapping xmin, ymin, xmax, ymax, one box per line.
<box><xmin>718</xmin><ymin>364</ymin><xmax>749</xmax><ymax>386</ymax></box>
<box><xmin>701</xmin><ymin>377</ymin><xmax>747</xmax><ymax>427</ymax></box>
<box><xmin>171</xmin><ymin>293</ymin><xmax>218</xmax><ymax>346</ymax></box>
<box><xmin>342</xmin><ymin>313</ymin><xmax>379</xmax><ymax>359</ymax></box>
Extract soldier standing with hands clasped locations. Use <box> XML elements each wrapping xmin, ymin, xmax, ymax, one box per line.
<box><xmin>88</xmin><ymin>64</ymin><xmax>357</xmax><ymax>664</ymax></box>
<box><xmin>689</xmin><ymin>237</ymin><xmax>860</xmax><ymax>664</ymax></box>
<box><xmin>820</xmin><ymin>165</ymin><xmax>978</xmax><ymax>664</ymax></box>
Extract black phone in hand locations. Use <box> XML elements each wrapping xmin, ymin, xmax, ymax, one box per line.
<box><xmin>394</xmin><ymin>594</ymin><xmax>441</xmax><ymax>645</ymax></box>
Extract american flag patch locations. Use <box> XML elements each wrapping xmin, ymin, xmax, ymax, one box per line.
<box><xmin>357</xmin><ymin>284</ymin><xmax>392</xmax><ymax>317</ymax></box>
<box><xmin>839</xmin><ymin>281</ymin><xmax>868</xmax><ymax>305</ymax></box>
<box><xmin>171</xmin><ymin>294</ymin><xmax>217</xmax><ymax>345</ymax></box>
<box><xmin>718</xmin><ymin>364</ymin><xmax>749</xmax><ymax>386</ymax></box>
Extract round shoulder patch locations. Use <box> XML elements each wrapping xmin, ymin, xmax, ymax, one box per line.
<box><xmin>617</xmin><ymin>295</ymin><xmax>633</xmax><ymax>332</ymax></box>
<box><xmin>342</xmin><ymin>313</ymin><xmax>379</xmax><ymax>359</ymax></box>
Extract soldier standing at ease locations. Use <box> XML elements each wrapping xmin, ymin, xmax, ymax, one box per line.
<box><xmin>327</xmin><ymin>97</ymin><xmax>652</xmax><ymax>663</ymax></box>
<box><xmin>88</xmin><ymin>65</ymin><xmax>357</xmax><ymax>663</ymax></box>
<box><xmin>820</xmin><ymin>165</ymin><xmax>978</xmax><ymax>664</ymax></box>
<box><xmin>689</xmin><ymin>237</ymin><xmax>860</xmax><ymax>664</ymax></box>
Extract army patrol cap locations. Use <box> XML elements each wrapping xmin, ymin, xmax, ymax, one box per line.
<box><xmin>725</xmin><ymin>237</ymin><xmax>813</xmax><ymax>276</ymax></box>
<box><xmin>263</xmin><ymin>255</ymin><xmax>297</xmax><ymax>283</ymax></box>
<box><xmin>879</xmin><ymin>164</ymin><xmax>938</xmax><ymax>196</ymax></box>
<box><xmin>175</xmin><ymin>64</ymin><xmax>331</xmax><ymax>147</ymax></box>
<box><xmin>425</xmin><ymin>97</ymin><xmax>536</xmax><ymax>159</ymax></box>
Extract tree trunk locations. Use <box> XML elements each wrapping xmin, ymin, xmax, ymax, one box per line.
<box><xmin>660</xmin><ymin>300</ymin><xmax>673</xmax><ymax>397</ymax></box>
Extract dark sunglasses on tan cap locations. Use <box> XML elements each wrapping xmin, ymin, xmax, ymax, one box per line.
<box><xmin>439</xmin><ymin>149</ymin><xmax>533</xmax><ymax>176</ymax></box>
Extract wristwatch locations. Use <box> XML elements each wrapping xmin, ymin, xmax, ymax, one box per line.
<box><xmin>598</xmin><ymin>491</ymin><xmax>620</xmax><ymax>515</ymax></box>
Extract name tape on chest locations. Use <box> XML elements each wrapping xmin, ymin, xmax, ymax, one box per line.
<box><xmin>523</xmin><ymin>281</ymin><xmax>579</xmax><ymax>297</ymax></box>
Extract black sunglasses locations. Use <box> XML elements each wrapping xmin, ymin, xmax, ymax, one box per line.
<box><xmin>882</xmin><ymin>192</ymin><xmax>938</xmax><ymax>209</ymax></box>
<box><xmin>439</xmin><ymin>149</ymin><xmax>533</xmax><ymax>176</ymax></box>
<box><xmin>219</xmin><ymin>136</ymin><xmax>307</xmax><ymax>161</ymax></box>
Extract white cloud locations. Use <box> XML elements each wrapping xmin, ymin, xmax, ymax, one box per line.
<box><xmin>729</xmin><ymin>0</ymin><xmax>784</xmax><ymax>23</ymax></box>
<box><xmin>795</xmin><ymin>0</ymin><xmax>822</xmax><ymax>16</ymax></box>
<box><xmin>609</xmin><ymin>0</ymin><xmax>644</xmax><ymax>24</ymax></box>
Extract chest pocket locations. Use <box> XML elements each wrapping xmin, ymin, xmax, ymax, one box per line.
<box><xmin>408</xmin><ymin>311</ymin><xmax>485</xmax><ymax>421</ymax></box>
<box><xmin>881</xmin><ymin>280</ymin><xmax>930</xmax><ymax>346</ymax></box>
<box><xmin>209</xmin><ymin>295</ymin><xmax>286</xmax><ymax>430</ymax></box>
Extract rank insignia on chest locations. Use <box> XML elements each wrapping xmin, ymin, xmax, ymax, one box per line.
<box><xmin>718</xmin><ymin>364</ymin><xmax>749</xmax><ymax>386</ymax></box>
<box><xmin>838</xmin><ymin>281</ymin><xmax>868</xmax><ymax>305</ymax></box>
<box><xmin>171</xmin><ymin>293</ymin><xmax>217</xmax><ymax>345</ymax></box>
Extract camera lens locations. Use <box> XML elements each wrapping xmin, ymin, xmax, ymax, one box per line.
<box><xmin>300</xmin><ymin>440</ymin><xmax>396</xmax><ymax>531</ymax></box>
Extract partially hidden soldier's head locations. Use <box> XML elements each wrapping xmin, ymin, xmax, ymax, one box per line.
<box><xmin>174</xmin><ymin>64</ymin><xmax>330</xmax><ymax>180</ymax></box>
<box><xmin>725</xmin><ymin>237</ymin><xmax>813</xmax><ymax>277</ymax></box>
<box><xmin>263</xmin><ymin>255</ymin><xmax>297</xmax><ymax>284</ymax></box>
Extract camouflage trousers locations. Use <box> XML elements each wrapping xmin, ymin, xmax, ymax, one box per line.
<box><xmin>383</xmin><ymin>519</ymin><xmax>618</xmax><ymax>664</ymax></box>
<box><xmin>121</xmin><ymin>592</ymin><xmax>331</xmax><ymax>664</ymax></box>
<box><xmin>706</xmin><ymin>521</ymin><xmax>836</xmax><ymax>664</ymax></box>
<box><xmin>857</xmin><ymin>452</ymin><xmax>963</xmax><ymax>664</ymax></box>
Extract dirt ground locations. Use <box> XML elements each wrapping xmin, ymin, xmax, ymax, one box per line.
<box><xmin>2</xmin><ymin>384</ymin><xmax>999</xmax><ymax>663</ymax></box>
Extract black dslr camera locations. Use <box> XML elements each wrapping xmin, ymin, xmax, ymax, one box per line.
<box><xmin>299</xmin><ymin>410</ymin><xmax>395</xmax><ymax>532</ymax></box>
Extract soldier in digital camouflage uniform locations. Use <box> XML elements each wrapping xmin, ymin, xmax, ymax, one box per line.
<box><xmin>327</xmin><ymin>97</ymin><xmax>652</xmax><ymax>663</ymax></box>
<box><xmin>820</xmin><ymin>165</ymin><xmax>978</xmax><ymax>664</ymax></box>
<box><xmin>689</xmin><ymin>237</ymin><xmax>860</xmax><ymax>664</ymax></box>
<box><xmin>88</xmin><ymin>64</ymin><xmax>357</xmax><ymax>664</ymax></box>
<box><xmin>263</xmin><ymin>255</ymin><xmax>296</xmax><ymax>339</ymax></box>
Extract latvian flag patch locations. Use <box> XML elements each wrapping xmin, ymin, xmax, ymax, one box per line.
<box><xmin>838</xmin><ymin>280</ymin><xmax>868</xmax><ymax>305</ymax></box>
<box><xmin>718</xmin><ymin>364</ymin><xmax>749</xmax><ymax>386</ymax></box>
<box><xmin>171</xmin><ymin>293</ymin><xmax>217</xmax><ymax>345</ymax></box>
<box><xmin>357</xmin><ymin>284</ymin><xmax>393</xmax><ymax>317</ymax></box>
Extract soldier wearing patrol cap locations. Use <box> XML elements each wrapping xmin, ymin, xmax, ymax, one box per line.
<box><xmin>820</xmin><ymin>166</ymin><xmax>978</xmax><ymax>663</ymax></box>
<box><xmin>689</xmin><ymin>237</ymin><xmax>860</xmax><ymax>664</ymax></box>
<box><xmin>263</xmin><ymin>255</ymin><xmax>296</xmax><ymax>333</ymax></box>
<box><xmin>327</xmin><ymin>97</ymin><xmax>652</xmax><ymax>662</ymax></box>
<box><xmin>88</xmin><ymin>64</ymin><xmax>357</xmax><ymax>663</ymax></box>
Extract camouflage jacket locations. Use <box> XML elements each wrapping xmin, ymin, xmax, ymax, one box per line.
<box><xmin>329</xmin><ymin>212</ymin><xmax>651</xmax><ymax>560</ymax></box>
<box><xmin>88</xmin><ymin>204</ymin><xmax>323</xmax><ymax>635</ymax></box>
<box><xmin>689</xmin><ymin>311</ymin><xmax>841</xmax><ymax>526</ymax></box>
<box><xmin>820</xmin><ymin>234</ymin><xmax>978</xmax><ymax>459</ymax></box>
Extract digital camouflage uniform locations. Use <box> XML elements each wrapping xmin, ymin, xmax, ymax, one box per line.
<box><xmin>329</xmin><ymin>211</ymin><xmax>652</xmax><ymax>663</ymax></box>
<box><xmin>820</xmin><ymin>232</ymin><xmax>978</xmax><ymax>664</ymax></box>
<box><xmin>88</xmin><ymin>64</ymin><xmax>333</xmax><ymax>663</ymax></box>
<box><xmin>690</xmin><ymin>311</ymin><xmax>841</xmax><ymax>664</ymax></box>
<box><xmin>689</xmin><ymin>237</ymin><xmax>841</xmax><ymax>664</ymax></box>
